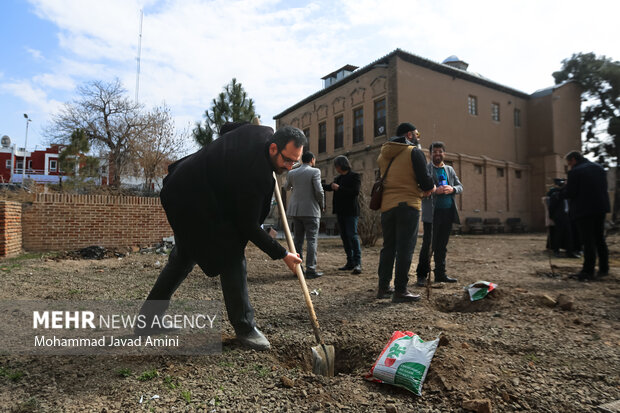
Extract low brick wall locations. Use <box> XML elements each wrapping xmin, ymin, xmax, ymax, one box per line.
<box><xmin>0</xmin><ymin>201</ymin><xmax>22</xmax><ymax>258</ymax></box>
<box><xmin>21</xmin><ymin>194</ymin><xmax>172</xmax><ymax>252</ymax></box>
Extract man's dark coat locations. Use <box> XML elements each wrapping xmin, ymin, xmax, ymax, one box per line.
<box><xmin>563</xmin><ymin>159</ymin><xmax>610</xmax><ymax>219</ymax></box>
<box><xmin>323</xmin><ymin>171</ymin><xmax>361</xmax><ymax>217</ymax></box>
<box><xmin>160</xmin><ymin>124</ymin><xmax>286</xmax><ymax>276</ymax></box>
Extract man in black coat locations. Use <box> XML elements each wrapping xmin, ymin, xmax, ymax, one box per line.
<box><xmin>323</xmin><ymin>155</ymin><xmax>362</xmax><ymax>274</ymax></box>
<box><xmin>562</xmin><ymin>151</ymin><xmax>610</xmax><ymax>281</ymax></box>
<box><xmin>138</xmin><ymin>123</ymin><xmax>305</xmax><ymax>350</ymax></box>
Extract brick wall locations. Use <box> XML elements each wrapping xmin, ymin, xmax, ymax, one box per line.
<box><xmin>0</xmin><ymin>201</ymin><xmax>22</xmax><ymax>258</ymax></box>
<box><xmin>21</xmin><ymin>194</ymin><xmax>172</xmax><ymax>252</ymax></box>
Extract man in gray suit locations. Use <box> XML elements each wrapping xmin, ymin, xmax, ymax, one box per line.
<box><xmin>284</xmin><ymin>151</ymin><xmax>325</xmax><ymax>279</ymax></box>
<box><xmin>416</xmin><ymin>141</ymin><xmax>463</xmax><ymax>285</ymax></box>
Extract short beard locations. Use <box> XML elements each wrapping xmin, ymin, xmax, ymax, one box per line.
<box><xmin>270</xmin><ymin>154</ymin><xmax>287</xmax><ymax>175</ymax></box>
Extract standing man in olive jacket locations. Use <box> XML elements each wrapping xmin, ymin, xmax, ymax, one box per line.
<box><xmin>376</xmin><ymin>123</ymin><xmax>434</xmax><ymax>302</ymax></box>
<box><xmin>138</xmin><ymin>123</ymin><xmax>305</xmax><ymax>351</ymax></box>
<box><xmin>323</xmin><ymin>155</ymin><xmax>363</xmax><ymax>274</ymax></box>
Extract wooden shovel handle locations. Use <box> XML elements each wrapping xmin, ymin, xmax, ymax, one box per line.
<box><xmin>273</xmin><ymin>172</ymin><xmax>324</xmax><ymax>345</ymax></box>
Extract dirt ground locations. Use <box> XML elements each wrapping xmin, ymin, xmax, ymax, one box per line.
<box><xmin>1</xmin><ymin>233</ymin><xmax>619</xmax><ymax>412</ymax></box>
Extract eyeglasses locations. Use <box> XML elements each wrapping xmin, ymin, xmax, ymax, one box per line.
<box><xmin>279</xmin><ymin>152</ymin><xmax>298</xmax><ymax>166</ymax></box>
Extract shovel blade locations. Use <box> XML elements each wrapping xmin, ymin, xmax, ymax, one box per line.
<box><xmin>311</xmin><ymin>344</ymin><xmax>335</xmax><ymax>377</ymax></box>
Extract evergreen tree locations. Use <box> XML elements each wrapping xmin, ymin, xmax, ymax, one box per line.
<box><xmin>193</xmin><ymin>78</ymin><xmax>258</xmax><ymax>146</ymax></box>
<box><xmin>553</xmin><ymin>52</ymin><xmax>620</xmax><ymax>222</ymax></box>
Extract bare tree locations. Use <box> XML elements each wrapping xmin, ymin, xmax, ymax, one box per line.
<box><xmin>47</xmin><ymin>79</ymin><xmax>148</xmax><ymax>188</ymax></box>
<box><xmin>131</xmin><ymin>105</ymin><xmax>188</xmax><ymax>192</ymax></box>
<box><xmin>358</xmin><ymin>182</ymin><xmax>382</xmax><ymax>246</ymax></box>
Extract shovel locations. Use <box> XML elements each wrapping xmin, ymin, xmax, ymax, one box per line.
<box><xmin>272</xmin><ymin>171</ymin><xmax>335</xmax><ymax>376</ymax></box>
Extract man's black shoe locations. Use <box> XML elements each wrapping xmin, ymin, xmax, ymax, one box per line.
<box><xmin>134</xmin><ymin>326</ymin><xmax>180</xmax><ymax>337</ymax></box>
<box><xmin>236</xmin><ymin>327</ymin><xmax>271</xmax><ymax>351</ymax></box>
<box><xmin>392</xmin><ymin>291</ymin><xmax>421</xmax><ymax>303</ymax></box>
<box><xmin>434</xmin><ymin>275</ymin><xmax>458</xmax><ymax>283</ymax></box>
<box><xmin>338</xmin><ymin>264</ymin><xmax>354</xmax><ymax>271</ymax></box>
<box><xmin>351</xmin><ymin>265</ymin><xmax>362</xmax><ymax>275</ymax></box>
<box><xmin>305</xmin><ymin>271</ymin><xmax>323</xmax><ymax>279</ymax></box>
<box><xmin>566</xmin><ymin>252</ymin><xmax>581</xmax><ymax>259</ymax></box>
<box><xmin>376</xmin><ymin>286</ymin><xmax>394</xmax><ymax>299</ymax></box>
<box><xmin>415</xmin><ymin>277</ymin><xmax>428</xmax><ymax>287</ymax></box>
<box><xmin>575</xmin><ymin>271</ymin><xmax>594</xmax><ymax>281</ymax></box>
<box><xmin>597</xmin><ymin>269</ymin><xmax>609</xmax><ymax>277</ymax></box>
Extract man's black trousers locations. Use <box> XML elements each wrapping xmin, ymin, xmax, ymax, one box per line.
<box><xmin>139</xmin><ymin>245</ymin><xmax>256</xmax><ymax>334</ymax></box>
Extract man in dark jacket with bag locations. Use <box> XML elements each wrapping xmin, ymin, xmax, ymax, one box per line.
<box><xmin>137</xmin><ymin>123</ymin><xmax>305</xmax><ymax>350</ymax></box>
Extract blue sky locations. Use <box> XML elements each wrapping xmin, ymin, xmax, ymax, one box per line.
<box><xmin>1</xmin><ymin>0</ymin><xmax>619</xmax><ymax>154</ymax></box>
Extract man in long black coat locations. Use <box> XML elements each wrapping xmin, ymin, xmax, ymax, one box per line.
<box><xmin>138</xmin><ymin>123</ymin><xmax>305</xmax><ymax>350</ymax></box>
<box><xmin>563</xmin><ymin>151</ymin><xmax>610</xmax><ymax>281</ymax></box>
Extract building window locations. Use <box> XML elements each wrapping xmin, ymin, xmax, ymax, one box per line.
<box><xmin>514</xmin><ymin>108</ymin><xmax>521</xmax><ymax>127</ymax></box>
<box><xmin>318</xmin><ymin>122</ymin><xmax>326</xmax><ymax>154</ymax></box>
<box><xmin>50</xmin><ymin>159</ymin><xmax>57</xmax><ymax>172</ymax></box>
<box><xmin>16</xmin><ymin>159</ymin><xmax>23</xmax><ymax>172</ymax></box>
<box><xmin>303</xmin><ymin>128</ymin><xmax>310</xmax><ymax>138</ymax></box>
<box><xmin>334</xmin><ymin>115</ymin><xmax>344</xmax><ymax>149</ymax></box>
<box><xmin>353</xmin><ymin>107</ymin><xmax>363</xmax><ymax>144</ymax></box>
<box><xmin>497</xmin><ymin>167</ymin><xmax>504</xmax><ymax>177</ymax></box>
<box><xmin>474</xmin><ymin>164</ymin><xmax>482</xmax><ymax>174</ymax></box>
<box><xmin>492</xmin><ymin>103</ymin><xmax>500</xmax><ymax>121</ymax></box>
<box><xmin>28</xmin><ymin>160</ymin><xmax>32</xmax><ymax>170</ymax></box>
<box><xmin>468</xmin><ymin>95</ymin><xmax>478</xmax><ymax>115</ymax></box>
<box><xmin>515</xmin><ymin>170</ymin><xmax>522</xmax><ymax>179</ymax></box>
<box><xmin>5</xmin><ymin>159</ymin><xmax>11</xmax><ymax>169</ymax></box>
<box><xmin>374</xmin><ymin>98</ymin><xmax>386</xmax><ymax>136</ymax></box>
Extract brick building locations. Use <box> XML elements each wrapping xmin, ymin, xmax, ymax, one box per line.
<box><xmin>274</xmin><ymin>49</ymin><xmax>582</xmax><ymax>231</ymax></box>
<box><xmin>0</xmin><ymin>136</ymin><xmax>110</xmax><ymax>186</ymax></box>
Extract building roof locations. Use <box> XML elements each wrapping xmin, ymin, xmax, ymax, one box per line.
<box><xmin>530</xmin><ymin>80</ymin><xmax>579</xmax><ymax>99</ymax></box>
<box><xmin>321</xmin><ymin>64</ymin><xmax>359</xmax><ymax>80</ymax></box>
<box><xmin>274</xmin><ymin>48</ymin><xmax>531</xmax><ymax>120</ymax></box>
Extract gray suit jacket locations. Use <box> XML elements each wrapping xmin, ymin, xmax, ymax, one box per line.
<box><xmin>421</xmin><ymin>163</ymin><xmax>463</xmax><ymax>224</ymax></box>
<box><xmin>284</xmin><ymin>164</ymin><xmax>325</xmax><ymax>217</ymax></box>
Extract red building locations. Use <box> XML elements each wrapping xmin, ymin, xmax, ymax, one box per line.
<box><xmin>0</xmin><ymin>135</ymin><xmax>65</xmax><ymax>184</ymax></box>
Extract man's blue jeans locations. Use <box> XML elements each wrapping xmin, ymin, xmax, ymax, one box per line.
<box><xmin>377</xmin><ymin>204</ymin><xmax>420</xmax><ymax>292</ymax></box>
<box><xmin>337</xmin><ymin>214</ymin><xmax>362</xmax><ymax>267</ymax></box>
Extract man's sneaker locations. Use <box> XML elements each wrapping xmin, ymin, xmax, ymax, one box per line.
<box><xmin>376</xmin><ymin>286</ymin><xmax>395</xmax><ymax>299</ymax></box>
<box><xmin>415</xmin><ymin>277</ymin><xmax>428</xmax><ymax>287</ymax></box>
<box><xmin>351</xmin><ymin>265</ymin><xmax>362</xmax><ymax>275</ymax></box>
<box><xmin>338</xmin><ymin>264</ymin><xmax>354</xmax><ymax>271</ymax></box>
<box><xmin>392</xmin><ymin>291</ymin><xmax>421</xmax><ymax>303</ymax></box>
<box><xmin>434</xmin><ymin>275</ymin><xmax>458</xmax><ymax>283</ymax></box>
<box><xmin>236</xmin><ymin>327</ymin><xmax>271</xmax><ymax>351</ymax></box>
<box><xmin>305</xmin><ymin>270</ymin><xmax>323</xmax><ymax>279</ymax></box>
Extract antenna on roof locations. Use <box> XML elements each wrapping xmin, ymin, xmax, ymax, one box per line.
<box><xmin>135</xmin><ymin>9</ymin><xmax>143</xmax><ymax>103</ymax></box>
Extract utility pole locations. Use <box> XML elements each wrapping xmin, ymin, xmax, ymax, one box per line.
<box><xmin>135</xmin><ymin>9</ymin><xmax>143</xmax><ymax>103</ymax></box>
<box><xmin>22</xmin><ymin>114</ymin><xmax>31</xmax><ymax>184</ymax></box>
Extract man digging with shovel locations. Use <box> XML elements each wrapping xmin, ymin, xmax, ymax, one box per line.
<box><xmin>137</xmin><ymin>123</ymin><xmax>305</xmax><ymax>351</ymax></box>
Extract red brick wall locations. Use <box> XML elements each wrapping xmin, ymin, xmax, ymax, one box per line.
<box><xmin>21</xmin><ymin>194</ymin><xmax>172</xmax><ymax>252</ymax></box>
<box><xmin>0</xmin><ymin>201</ymin><xmax>22</xmax><ymax>258</ymax></box>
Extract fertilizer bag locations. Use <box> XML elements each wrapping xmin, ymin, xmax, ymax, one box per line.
<box><xmin>365</xmin><ymin>331</ymin><xmax>439</xmax><ymax>396</ymax></box>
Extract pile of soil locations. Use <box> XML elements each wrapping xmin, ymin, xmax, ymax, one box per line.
<box><xmin>0</xmin><ymin>233</ymin><xmax>618</xmax><ymax>412</ymax></box>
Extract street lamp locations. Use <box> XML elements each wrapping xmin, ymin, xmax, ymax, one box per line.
<box><xmin>22</xmin><ymin>114</ymin><xmax>31</xmax><ymax>184</ymax></box>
